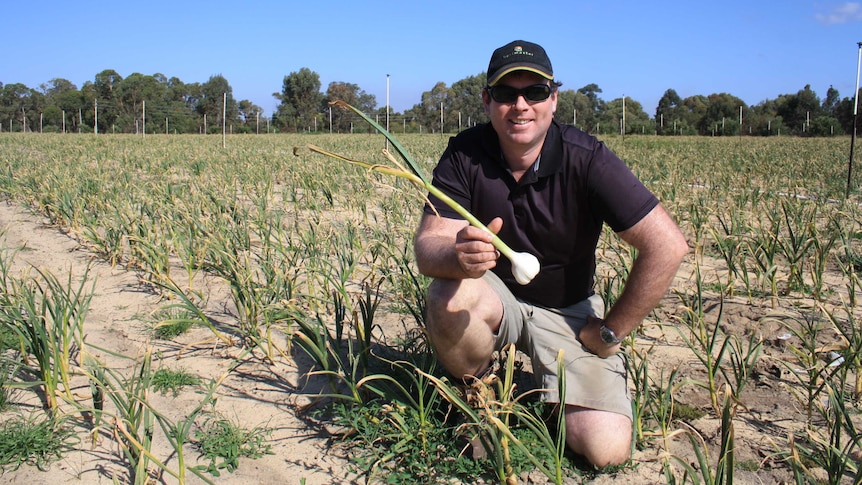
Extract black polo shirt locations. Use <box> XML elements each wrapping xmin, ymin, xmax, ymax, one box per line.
<box><xmin>424</xmin><ymin>120</ymin><xmax>658</xmax><ymax>308</ymax></box>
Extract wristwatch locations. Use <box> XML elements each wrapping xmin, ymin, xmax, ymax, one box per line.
<box><xmin>599</xmin><ymin>324</ymin><xmax>622</xmax><ymax>345</ymax></box>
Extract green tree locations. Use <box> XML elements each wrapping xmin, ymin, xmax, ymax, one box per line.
<box><xmin>822</xmin><ymin>85</ymin><xmax>840</xmax><ymax>116</ymax></box>
<box><xmin>197</xmin><ymin>74</ymin><xmax>237</xmax><ymax>134</ymax></box>
<box><xmin>795</xmin><ymin>84</ymin><xmax>822</xmax><ymax>133</ymax></box>
<box><xmin>416</xmin><ymin>82</ymin><xmax>450</xmax><ymax>133</ymax></box>
<box><xmin>578</xmin><ymin>84</ymin><xmax>604</xmax><ymax>114</ymax></box>
<box><xmin>698</xmin><ymin>93</ymin><xmax>747</xmax><ymax>136</ymax></box>
<box><xmin>552</xmin><ymin>88</ymin><xmax>600</xmax><ymax>132</ymax></box>
<box><xmin>775</xmin><ymin>85</ymin><xmax>822</xmax><ymax>135</ymax></box>
<box><xmin>669</xmin><ymin>95</ymin><xmax>708</xmax><ymax>135</ymax></box>
<box><xmin>808</xmin><ymin>116</ymin><xmax>840</xmax><ymax>136</ymax></box>
<box><xmin>599</xmin><ymin>97</ymin><xmax>651</xmax><ymax>135</ymax></box>
<box><xmin>159</xmin><ymin>77</ymin><xmax>201</xmax><ymax>134</ymax></box>
<box><xmin>324</xmin><ymin>81</ymin><xmax>376</xmax><ymax>133</ymax></box>
<box><xmin>554</xmin><ymin>88</ymin><xmax>575</xmax><ymax>126</ymax></box>
<box><xmin>624</xmin><ymin>97</ymin><xmax>652</xmax><ymax>134</ymax></box>
<box><xmin>94</xmin><ymin>69</ymin><xmax>122</xmax><ymax>101</ymax></box>
<box><xmin>274</xmin><ymin>68</ymin><xmax>323</xmax><ymax>133</ymax></box>
<box><xmin>92</xmin><ymin>69</ymin><xmax>123</xmax><ymax>131</ymax></box>
<box><xmin>573</xmin><ymin>84</ymin><xmax>605</xmax><ymax>132</ymax></box>
<box><xmin>400</xmin><ymin>105</ymin><xmax>424</xmax><ymax>133</ymax></box>
<box><xmin>114</xmin><ymin>73</ymin><xmax>167</xmax><ymax>133</ymax></box>
<box><xmin>747</xmin><ymin>99</ymin><xmax>779</xmax><ymax>136</ymax></box>
<box><xmin>656</xmin><ymin>88</ymin><xmax>682</xmax><ymax>135</ymax></box>
<box><xmin>39</xmin><ymin>78</ymin><xmax>79</xmax><ymax>131</ymax></box>
<box><xmin>448</xmin><ymin>73</ymin><xmax>486</xmax><ymax>131</ymax></box>
<box><xmin>0</xmin><ymin>83</ymin><xmax>34</xmax><ymax>132</ymax></box>
<box><xmin>834</xmin><ymin>91</ymin><xmax>860</xmax><ymax>134</ymax></box>
<box><xmin>236</xmin><ymin>100</ymin><xmax>263</xmax><ymax>133</ymax></box>
<box><xmin>41</xmin><ymin>78</ymin><xmax>77</xmax><ymax>97</ymax></box>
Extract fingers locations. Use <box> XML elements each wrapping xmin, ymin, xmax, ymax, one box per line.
<box><xmin>455</xmin><ymin>240</ymin><xmax>499</xmax><ymax>277</ymax></box>
<box><xmin>454</xmin><ymin>219</ymin><xmax>502</xmax><ymax>277</ymax></box>
<box><xmin>459</xmin><ymin>217</ymin><xmax>503</xmax><ymax>243</ymax></box>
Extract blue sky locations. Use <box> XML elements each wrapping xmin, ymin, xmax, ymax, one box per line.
<box><xmin>4</xmin><ymin>1</ymin><xmax>862</xmax><ymax>116</ymax></box>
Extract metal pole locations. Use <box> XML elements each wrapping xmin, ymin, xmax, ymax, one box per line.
<box><xmin>386</xmin><ymin>74</ymin><xmax>390</xmax><ymax>150</ymax></box>
<box><xmin>847</xmin><ymin>41</ymin><xmax>862</xmax><ymax>200</ymax></box>
<box><xmin>621</xmin><ymin>95</ymin><xmax>626</xmax><ymax>140</ymax></box>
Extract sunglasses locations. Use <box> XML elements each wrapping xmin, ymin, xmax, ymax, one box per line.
<box><xmin>486</xmin><ymin>84</ymin><xmax>553</xmax><ymax>103</ymax></box>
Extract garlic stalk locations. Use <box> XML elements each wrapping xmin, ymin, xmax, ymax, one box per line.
<box><xmin>300</xmin><ymin>101</ymin><xmax>541</xmax><ymax>285</ymax></box>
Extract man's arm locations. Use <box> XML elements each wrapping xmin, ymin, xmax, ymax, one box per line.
<box><xmin>579</xmin><ymin>203</ymin><xmax>689</xmax><ymax>357</ymax></box>
<box><xmin>414</xmin><ymin>213</ymin><xmax>503</xmax><ymax>280</ymax></box>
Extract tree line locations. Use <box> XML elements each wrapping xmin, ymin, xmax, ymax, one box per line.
<box><xmin>1</xmin><ymin>67</ymin><xmax>858</xmax><ymax>136</ymax></box>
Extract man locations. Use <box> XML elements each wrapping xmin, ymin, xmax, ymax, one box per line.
<box><xmin>413</xmin><ymin>40</ymin><xmax>688</xmax><ymax>467</ymax></box>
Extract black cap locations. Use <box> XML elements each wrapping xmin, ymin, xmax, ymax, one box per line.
<box><xmin>486</xmin><ymin>40</ymin><xmax>554</xmax><ymax>86</ymax></box>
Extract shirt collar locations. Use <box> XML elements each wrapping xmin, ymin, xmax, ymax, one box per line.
<box><xmin>482</xmin><ymin>120</ymin><xmax>564</xmax><ymax>184</ymax></box>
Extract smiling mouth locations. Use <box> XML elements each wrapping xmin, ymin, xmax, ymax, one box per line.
<box><xmin>511</xmin><ymin>119</ymin><xmax>531</xmax><ymax>125</ymax></box>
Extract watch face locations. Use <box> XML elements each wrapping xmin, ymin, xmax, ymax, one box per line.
<box><xmin>600</xmin><ymin>325</ymin><xmax>620</xmax><ymax>344</ymax></box>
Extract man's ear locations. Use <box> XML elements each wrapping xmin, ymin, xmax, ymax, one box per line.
<box><xmin>482</xmin><ymin>90</ymin><xmax>491</xmax><ymax>114</ymax></box>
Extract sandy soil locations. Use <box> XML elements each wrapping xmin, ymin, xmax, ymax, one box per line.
<box><xmin>0</xmin><ymin>202</ymin><xmax>361</xmax><ymax>485</ymax></box>
<box><xmin>0</xmin><ymin>199</ymin><xmax>844</xmax><ymax>484</ymax></box>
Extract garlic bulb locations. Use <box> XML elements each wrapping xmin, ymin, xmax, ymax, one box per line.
<box><xmin>509</xmin><ymin>251</ymin><xmax>540</xmax><ymax>285</ymax></box>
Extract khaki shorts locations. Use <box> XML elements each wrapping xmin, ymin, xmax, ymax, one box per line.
<box><xmin>485</xmin><ymin>271</ymin><xmax>632</xmax><ymax>420</ymax></box>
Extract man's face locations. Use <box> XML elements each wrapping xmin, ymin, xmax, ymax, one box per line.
<box><xmin>483</xmin><ymin>71</ymin><xmax>557</xmax><ymax>151</ymax></box>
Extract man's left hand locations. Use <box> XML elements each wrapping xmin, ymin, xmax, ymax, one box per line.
<box><xmin>578</xmin><ymin>316</ymin><xmax>622</xmax><ymax>358</ymax></box>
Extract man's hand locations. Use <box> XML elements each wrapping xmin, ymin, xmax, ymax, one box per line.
<box><xmin>453</xmin><ymin>217</ymin><xmax>503</xmax><ymax>278</ymax></box>
<box><xmin>578</xmin><ymin>316</ymin><xmax>622</xmax><ymax>358</ymax></box>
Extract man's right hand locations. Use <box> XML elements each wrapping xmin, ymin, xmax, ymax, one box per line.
<box><xmin>454</xmin><ymin>217</ymin><xmax>503</xmax><ymax>278</ymax></box>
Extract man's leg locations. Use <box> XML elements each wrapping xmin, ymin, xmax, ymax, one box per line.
<box><xmin>565</xmin><ymin>405</ymin><xmax>632</xmax><ymax>467</ymax></box>
<box><xmin>523</xmin><ymin>295</ymin><xmax>632</xmax><ymax>467</ymax></box>
<box><xmin>424</xmin><ymin>276</ymin><xmax>504</xmax><ymax>379</ymax></box>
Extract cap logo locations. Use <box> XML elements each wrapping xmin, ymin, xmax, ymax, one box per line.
<box><xmin>508</xmin><ymin>45</ymin><xmax>532</xmax><ymax>58</ymax></box>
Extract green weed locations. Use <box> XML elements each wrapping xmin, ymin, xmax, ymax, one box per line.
<box><xmin>0</xmin><ymin>413</ymin><xmax>77</xmax><ymax>472</ymax></box>
<box><xmin>150</xmin><ymin>306</ymin><xmax>195</xmax><ymax>340</ymax></box>
<box><xmin>193</xmin><ymin>414</ymin><xmax>273</xmax><ymax>477</ymax></box>
<box><xmin>151</xmin><ymin>367</ymin><xmax>201</xmax><ymax>396</ymax></box>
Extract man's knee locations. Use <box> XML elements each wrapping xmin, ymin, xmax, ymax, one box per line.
<box><xmin>575</xmin><ymin>436</ymin><xmax>631</xmax><ymax>468</ymax></box>
<box><xmin>425</xmin><ymin>277</ymin><xmax>493</xmax><ymax>331</ymax></box>
<box><xmin>426</xmin><ymin>277</ymin><xmax>455</xmax><ymax>310</ymax></box>
<box><xmin>424</xmin><ymin>278</ymin><xmax>500</xmax><ymax>378</ymax></box>
<box><xmin>424</xmin><ymin>279</ymin><xmax>463</xmax><ymax>333</ymax></box>
<box><xmin>565</xmin><ymin>406</ymin><xmax>632</xmax><ymax>468</ymax></box>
